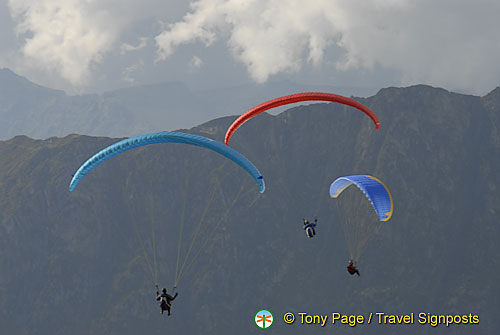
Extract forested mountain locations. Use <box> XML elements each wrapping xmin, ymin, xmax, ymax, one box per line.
<box><xmin>0</xmin><ymin>85</ymin><xmax>498</xmax><ymax>334</ymax></box>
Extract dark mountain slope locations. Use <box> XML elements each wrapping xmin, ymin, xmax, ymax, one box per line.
<box><xmin>0</xmin><ymin>85</ymin><xmax>498</xmax><ymax>334</ymax></box>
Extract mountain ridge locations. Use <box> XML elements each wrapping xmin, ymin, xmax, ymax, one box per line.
<box><xmin>0</xmin><ymin>83</ymin><xmax>498</xmax><ymax>334</ymax></box>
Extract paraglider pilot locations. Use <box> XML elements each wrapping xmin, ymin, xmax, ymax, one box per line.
<box><xmin>303</xmin><ymin>217</ymin><xmax>318</xmax><ymax>238</ymax></box>
<box><xmin>347</xmin><ymin>260</ymin><xmax>360</xmax><ymax>277</ymax></box>
<box><xmin>156</xmin><ymin>287</ymin><xmax>178</xmax><ymax>316</ymax></box>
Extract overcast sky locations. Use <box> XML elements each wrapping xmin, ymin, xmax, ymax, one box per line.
<box><xmin>1</xmin><ymin>0</ymin><xmax>499</xmax><ymax>95</ymax></box>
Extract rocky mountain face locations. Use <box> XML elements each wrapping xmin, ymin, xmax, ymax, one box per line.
<box><xmin>0</xmin><ymin>85</ymin><xmax>498</xmax><ymax>334</ymax></box>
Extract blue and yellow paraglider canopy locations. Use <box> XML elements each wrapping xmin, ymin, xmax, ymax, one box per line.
<box><xmin>329</xmin><ymin>175</ymin><xmax>393</xmax><ymax>221</ymax></box>
<box><xmin>69</xmin><ymin>131</ymin><xmax>265</xmax><ymax>193</ymax></box>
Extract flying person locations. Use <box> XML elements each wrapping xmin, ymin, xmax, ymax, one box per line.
<box><xmin>303</xmin><ymin>217</ymin><xmax>318</xmax><ymax>238</ymax></box>
<box><xmin>347</xmin><ymin>260</ymin><xmax>360</xmax><ymax>276</ymax></box>
<box><xmin>156</xmin><ymin>287</ymin><xmax>178</xmax><ymax>316</ymax></box>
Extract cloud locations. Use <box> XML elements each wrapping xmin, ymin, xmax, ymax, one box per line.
<box><xmin>122</xmin><ymin>60</ymin><xmax>144</xmax><ymax>84</ymax></box>
<box><xmin>5</xmin><ymin>0</ymin><xmax>185</xmax><ymax>88</ymax></box>
<box><xmin>7</xmin><ymin>0</ymin><xmax>120</xmax><ymax>86</ymax></box>
<box><xmin>5</xmin><ymin>0</ymin><xmax>500</xmax><ymax>93</ymax></box>
<box><xmin>120</xmin><ymin>37</ymin><xmax>149</xmax><ymax>55</ymax></box>
<box><xmin>155</xmin><ymin>0</ymin><xmax>500</xmax><ymax>92</ymax></box>
<box><xmin>189</xmin><ymin>55</ymin><xmax>203</xmax><ymax>70</ymax></box>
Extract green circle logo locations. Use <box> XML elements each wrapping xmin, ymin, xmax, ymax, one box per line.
<box><xmin>255</xmin><ymin>309</ymin><xmax>274</xmax><ymax>329</ymax></box>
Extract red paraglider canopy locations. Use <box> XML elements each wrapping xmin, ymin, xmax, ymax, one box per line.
<box><xmin>224</xmin><ymin>92</ymin><xmax>380</xmax><ymax>145</ymax></box>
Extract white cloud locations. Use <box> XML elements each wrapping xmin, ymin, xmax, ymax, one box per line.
<box><xmin>189</xmin><ymin>55</ymin><xmax>203</xmax><ymax>70</ymax></box>
<box><xmin>120</xmin><ymin>37</ymin><xmax>149</xmax><ymax>55</ymax></box>
<box><xmin>7</xmin><ymin>0</ymin><xmax>119</xmax><ymax>86</ymax></box>
<box><xmin>5</xmin><ymin>0</ymin><xmax>187</xmax><ymax>89</ymax></box>
<box><xmin>4</xmin><ymin>0</ymin><xmax>500</xmax><ymax>93</ymax></box>
<box><xmin>155</xmin><ymin>0</ymin><xmax>500</xmax><ymax>93</ymax></box>
<box><xmin>122</xmin><ymin>60</ymin><xmax>144</xmax><ymax>84</ymax></box>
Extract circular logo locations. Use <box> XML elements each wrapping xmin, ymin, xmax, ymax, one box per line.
<box><xmin>255</xmin><ymin>309</ymin><xmax>274</xmax><ymax>329</ymax></box>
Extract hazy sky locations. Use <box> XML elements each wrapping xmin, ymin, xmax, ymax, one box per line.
<box><xmin>1</xmin><ymin>0</ymin><xmax>499</xmax><ymax>95</ymax></box>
